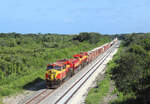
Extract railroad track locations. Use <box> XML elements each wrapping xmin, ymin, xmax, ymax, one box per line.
<box><xmin>54</xmin><ymin>42</ymin><xmax>118</xmax><ymax>104</ymax></box>
<box><xmin>24</xmin><ymin>89</ymin><xmax>54</xmax><ymax>104</ymax></box>
<box><xmin>23</xmin><ymin>42</ymin><xmax>119</xmax><ymax>104</ymax></box>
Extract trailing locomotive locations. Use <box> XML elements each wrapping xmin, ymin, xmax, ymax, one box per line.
<box><xmin>45</xmin><ymin>38</ymin><xmax>117</xmax><ymax>88</ymax></box>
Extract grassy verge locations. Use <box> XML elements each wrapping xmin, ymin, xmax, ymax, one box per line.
<box><xmin>85</xmin><ymin>73</ymin><xmax>111</xmax><ymax>104</ymax></box>
<box><xmin>0</xmin><ymin>99</ymin><xmax>2</xmax><ymax>104</ymax></box>
<box><xmin>85</xmin><ymin>44</ymin><xmax>122</xmax><ymax>104</ymax></box>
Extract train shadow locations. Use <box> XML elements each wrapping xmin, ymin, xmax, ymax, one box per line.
<box><xmin>23</xmin><ymin>77</ymin><xmax>46</xmax><ymax>91</ymax></box>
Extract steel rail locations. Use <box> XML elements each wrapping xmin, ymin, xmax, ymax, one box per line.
<box><xmin>24</xmin><ymin>70</ymin><xmax>67</xmax><ymax>104</ymax></box>
<box><xmin>24</xmin><ymin>89</ymin><xmax>54</xmax><ymax>104</ymax></box>
<box><xmin>54</xmin><ymin>43</ymin><xmax>117</xmax><ymax>104</ymax></box>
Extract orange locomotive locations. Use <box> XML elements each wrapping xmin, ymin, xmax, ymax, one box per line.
<box><xmin>45</xmin><ymin>59</ymin><xmax>72</xmax><ymax>88</ymax></box>
<box><xmin>45</xmin><ymin>54</ymin><xmax>85</xmax><ymax>88</ymax></box>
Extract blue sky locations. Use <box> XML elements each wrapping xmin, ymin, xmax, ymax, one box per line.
<box><xmin>0</xmin><ymin>0</ymin><xmax>150</xmax><ymax>34</ymax></box>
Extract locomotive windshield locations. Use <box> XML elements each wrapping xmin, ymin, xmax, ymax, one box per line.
<box><xmin>47</xmin><ymin>65</ymin><xmax>53</xmax><ymax>70</ymax></box>
<box><xmin>47</xmin><ymin>65</ymin><xmax>63</xmax><ymax>71</ymax></box>
<box><xmin>54</xmin><ymin>66</ymin><xmax>61</xmax><ymax>71</ymax></box>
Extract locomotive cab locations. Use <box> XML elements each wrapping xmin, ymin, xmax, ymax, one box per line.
<box><xmin>45</xmin><ymin>60</ymin><xmax>71</xmax><ymax>88</ymax></box>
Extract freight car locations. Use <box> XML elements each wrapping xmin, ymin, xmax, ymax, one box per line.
<box><xmin>45</xmin><ymin>38</ymin><xmax>117</xmax><ymax>88</ymax></box>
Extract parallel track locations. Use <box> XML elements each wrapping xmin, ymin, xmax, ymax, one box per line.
<box><xmin>54</xmin><ymin>43</ymin><xmax>117</xmax><ymax>104</ymax></box>
<box><xmin>24</xmin><ymin>42</ymin><xmax>118</xmax><ymax>104</ymax></box>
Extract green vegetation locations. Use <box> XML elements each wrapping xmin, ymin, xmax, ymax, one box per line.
<box><xmin>110</xmin><ymin>33</ymin><xmax>150</xmax><ymax>104</ymax></box>
<box><xmin>85</xmin><ymin>71</ymin><xmax>111</xmax><ymax>104</ymax></box>
<box><xmin>0</xmin><ymin>32</ymin><xmax>111</xmax><ymax>99</ymax></box>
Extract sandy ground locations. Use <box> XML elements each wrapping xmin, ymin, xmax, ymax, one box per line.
<box><xmin>2</xmin><ymin>91</ymin><xmax>33</xmax><ymax>104</ymax></box>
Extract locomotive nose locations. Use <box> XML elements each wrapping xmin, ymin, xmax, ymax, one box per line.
<box><xmin>46</xmin><ymin>70</ymin><xmax>56</xmax><ymax>80</ymax></box>
<box><xmin>49</xmin><ymin>70</ymin><xmax>56</xmax><ymax>80</ymax></box>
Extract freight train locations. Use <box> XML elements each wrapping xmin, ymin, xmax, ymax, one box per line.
<box><xmin>45</xmin><ymin>38</ymin><xmax>117</xmax><ymax>88</ymax></box>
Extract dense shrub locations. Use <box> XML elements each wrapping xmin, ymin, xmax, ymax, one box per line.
<box><xmin>111</xmin><ymin>33</ymin><xmax>150</xmax><ymax>104</ymax></box>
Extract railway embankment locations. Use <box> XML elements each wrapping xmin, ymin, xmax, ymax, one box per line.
<box><xmin>85</xmin><ymin>43</ymin><xmax>121</xmax><ymax>104</ymax></box>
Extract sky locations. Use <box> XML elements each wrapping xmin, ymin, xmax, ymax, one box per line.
<box><xmin>0</xmin><ymin>0</ymin><xmax>150</xmax><ymax>34</ymax></box>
